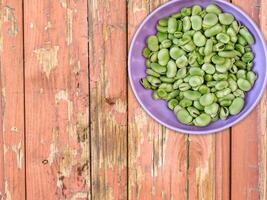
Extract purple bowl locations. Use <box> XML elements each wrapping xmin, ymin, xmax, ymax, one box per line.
<box><xmin>128</xmin><ymin>0</ymin><xmax>267</xmax><ymax>134</ymax></box>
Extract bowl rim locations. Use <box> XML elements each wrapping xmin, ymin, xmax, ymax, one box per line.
<box><xmin>128</xmin><ymin>0</ymin><xmax>267</xmax><ymax>134</ymax></box>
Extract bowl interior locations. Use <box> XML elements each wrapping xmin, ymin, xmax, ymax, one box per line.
<box><xmin>128</xmin><ymin>0</ymin><xmax>267</xmax><ymax>134</ymax></box>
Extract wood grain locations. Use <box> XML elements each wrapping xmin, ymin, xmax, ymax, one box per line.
<box><xmin>0</xmin><ymin>0</ymin><xmax>25</xmax><ymax>199</ymax></box>
<box><xmin>128</xmin><ymin>1</ymin><xmax>188</xmax><ymax>199</ymax></box>
<box><xmin>24</xmin><ymin>0</ymin><xmax>90</xmax><ymax>199</ymax></box>
<box><xmin>88</xmin><ymin>0</ymin><xmax>128</xmax><ymax>199</ymax></box>
<box><xmin>231</xmin><ymin>0</ymin><xmax>261</xmax><ymax>199</ymax></box>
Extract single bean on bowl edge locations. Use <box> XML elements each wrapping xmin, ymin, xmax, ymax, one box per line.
<box><xmin>140</xmin><ymin>4</ymin><xmax>257</xmax><ymax>127</ymax></box>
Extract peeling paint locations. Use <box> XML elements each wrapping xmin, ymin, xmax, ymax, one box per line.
<box><xmin>5</xmin><ymin>181</ymin><xmax>11</xmax><ymax>200</ymax></box>
<box><xmin>4</xmin><ymin>144</ymin><xmax>8</xmax><ymax>155</ymax></box>
<box><xmin>58</xmin><ymin>148</ymin><xmax>77</xmax><ymax>178</ymax></box>
<box><xmin>70</xmin><ymin>58</ymin><xmax>81</xmax><ymax>74</ymax></box>
<box><xmin>47</xmin><ymin>128</ymin><xmax>59</xmax><ymax>165</ymax></box>
<box><xmin>34</xmin><ymin>46</ymin><xmax>59</xmax><ymax>78</ymax></box>
<box><xmin>114</xmin><ymin>99</ymin><xmax>126</xmax><ymax>113</ymax></box>
<box><xmin>66</xmin><ymin>8</ymin><xmax>73</xmax><ymax>45</ymax></box>
<box><xmin>70</xmin><ymin>192</ymin><xmax>88</xmax><ymax>200</ymax></box>
<box><xmin>45</xmin><ymin>21</ymin><xmax>52</xmax><ymax>30</ymax></box>
<box><xmin>55</xmin><ymin>90</ymin><xmax>75</xmax><ymax>137</ymax></box>
<box><xmin>4</xmin><ymin>6</ymin><xmax>18</xmax><ymax>36</ymax></box>
<box><xmin>10</xmin><ymin>126</ymin><xmax>18</xmax><ymax>133</ymax></box>
<box><xmin>30</xmin><ymin>22</ymin><xmax>34</xmax><ymax>29</ymax></box>
<box><xmin>60</xmin><ymin>0</ymin><xmax>67</xmax><ymax>8</ymax></box>
<box><xmin>12</xmin><ymin>142</ymin><xmax>23</xmax><ymax>169</ymax></box>
<box><xmin>2</xmin><ymin>88</ymin><xmax>6</xmax><ymax>104</ymax></box>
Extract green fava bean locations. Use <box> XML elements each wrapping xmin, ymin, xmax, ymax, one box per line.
<box><xmin>194</xmin><ymin>100</ymin><xmax>204</xmax><ymax>110</ymax></box>
<box><xmin>220</xmin><ymin>107</ymin><xmax>229</xmax><ymax>120</ymax></box>
<box><xmin>150</xmin><ymin>52</ymin><xmax>158</xmax><ymax>62</ymax></box>
<box><xmin>157</xmin><ymin>88</ymin><xmax>168</xmax><ymax>99</ymax></box>
<box><xmin>203</xmin><ymin>13</ymin><xmax>218</xmax><ymax>27</ymax></box>
<box><xmin>174</xmin><ymin>105</ymin><xmax>183</xmax><ymax>113</ymax></box>
<box><xmin>193</xmin><ymin>113</ymin><xmax>212</xmax><ymax>127</ymax></box>
<box><xmin>174</xmin><ymin>31</ymin><xmax>183</xmax><ymax>38</ymax></box>
<box><xmin>213</xmin><ymin>73</ymin><xmax>228</xmax><ymax>81</ymax></box>
<box><xmin>247</xmin><ymin>71</ymin><xmax>257</xmax><ymax>85</ymax></box>
<box><xmin>205</xmin><ymin>103</ymin><xmax>219</xmax><ymax>117</ymax></box>
<box><xmin>212</xmin><ymin>55</ymin><xmax>226</xmax><ymax>65</ymax></box>
<box><xmin>181</xmin><ymin>7</ymin><xmax>192</xmax><ymax>17</ymax></box>
<box><xmin>147</xmin><ymin>36</ymin><xmax>159</xmax><ymax>52</ymax></box>
<box><xmin>168</xmin><ymin>17</ymin><xmax>177</xmax><ymax>34</ymax></box>
<box><xmin>229</xmin><ymin>97</ymin><xmax>245</xmax><ymax>115</ymax></box>
<box><xmin>173</xmin><ymin>79</ymin><xmax>183</xmax><ymax>89</ymax></box>
<box><xmin>176</xmin><ymin>55</ymin><xmax>188</xmax><ymax>68</ymax></box>
<box><xmin>159</xmin><ymin>83</ymin><xmax>173</xmax><ymax>92</ymax></box>
<box><xmin>205</xmin><ymin>24</ymin><xmax>223</xmax><ymax>37</ymax></box>
<box><xmin>161</xmin><ymin>39</ymin><xmax>172</xmax><ymax>48</ymax></box>
<box><xmin>236</xmin><ymin>69</ymin><xmax>247</xmax><ymax>79</ymax></box>
<box><xmin>168</xmin><ymin>99</ymin><xmax>179</xmax><ymax>110</ymax></box>
<box><xmin>167</xmin><ymin>90</ymin><xmax>179</xmax><ymax>101</ymax></box>
<box><xmin>157</xmin><ymin>32</ymin><xmax>168</xmax><ymax>42</ymax></box>
<box><xmin>151</xmin><ymin>63</ymin><xmax>167</xmax><ymax>74</ymax></box>
<box><xmin>231</xmin><ymin>20</ymin><xmax>240</xmax><ymax>33</ymax></box>
<box><xmin>187</xmin><ymin>107</ymin><xmax>200</xmax><ymax>118</ymax></box>
<box><xmin>146</xmin><ymin>69</ymin><xmax>160</xmax><ymax>78</ymax></box>
<box><xmin>200</xmin><ymin>93</ymin><xmax>215</xmax><ymax>106</ymax></box>
<box><xmin>216</xmin><ymin>33</ymin><xmax>230</xmax><ymax>44</ymax></box>
<box><xmin>213</xmin><ymin>42</ymin><xmax>225</xmax><ymax>52</ymax></box>
<box><xmin>176</xmin><ymin>109</ymin><xmax>193</xmax><ymax>125</ymax></box>
<box><xmin>166</xmin><ymin>60</ymin><xmax>177</xmax><ymax>78</ymax></box>
<box><xmin>228</xmin><ymin>78</ymin><xmax>238</xmax><ymax>92</ymax></box>
<box><xmin>233</xmin><ymin>89</ymin><xmax>245</xmax><ymax>98</ymax></box>
<box><xmin>204</xmin><ymin>39</ymin><xmax>213</xmax><ymax>56</ymax></box>
<box><xmin>216</xmin><ymin>58</ymin><xmax>232</xmax><ymax>73</ymax></box>
<box><xmin>192</xmin><ymin>5</ymin><xmax>202</xmax><ymax>15</ymax></box>
<box><xmin>182</xmin><ymin>16</ymin><xmax>192</xmax><ymax>32</ymax></box>
<box><xmin>182</xmin><ymin>41</ymin><xmax>196</xmax><ymax>52</ymax></box>
<box><xmin>238</xmin><ymin>35</ymin><xmax>248</xmax><ymax>46</ymax></box>
<box><xmin>171</xmin><ymin>12</ymin><xmax>182</xmax><ymax>19</ymax></box>
<box><xmin>219</xmin><ymin>13</ymin><xmax>234</xmax><ymax>25</ymax></box>
<box><xmin>227</xmin><ymin>27</ymin><xmax>238</xmax><ymax>43</ymax></box>
<box><xmin>193</xmin><ymin>31</ymin><xmax>207</xmax><ymax>47</ymax></box>
<box><xmin>239</xmin><ymin>27</ymin><xmax>255</xmax><ymax>45</ymax></box>
<box><xmin>218</xmin><ymin>50</ymin><xmax>241</xmax><ymax>58</ymax></box>
<box><xmin>189</xmin><ymin>67</ymin><xmax>205</xmax><ymax>76</ymax></box>
<box><xmin>242</xmin><ymin>52</ymin><xmax>254</xmax><ymax>63</ymax></box>
<box><xmin>179</xmin><ymin>99</ymin><xmax>193</xmax><ymax>108</ymax></box>
<box><xmin>142</xmin><ymin>48</ymin><xmax>151</xmax><ymax>58</ymax></box>
<box><xmin>158</xmin><ymin>18</ymin><xmax>168</xmax><ymax>27</ymax></box>
<box><xmin>215</xmin><ymin>80</ymin><xmax>229</xmax><ymax>90</ymax></box>
<box><xmin>146</xmin><ymin>60</ymin><xmax>151</xmax><ymax>68</ymax></box>
<box><xmin>220</xmin><ymin>99</ymin><xmax>232</xmax><ymax>107</ymax></box>
<box><xmin>216</xmin><ymin>88</ymin><xmax>231</xmax><ymax>98</ymax></box>
<box><xmin>183</xmin><ymin>90</ymin><xmax>201</xmax><ymax>101</ymax></box>
<box><xmin>179</xmin><ymin>83</ymin><xmax>191</xmax><ymax>91</ymax></box>
<box><xmin>235</xmin><ymin>60</ymin><xmax>246</xmax><ymax>69</ymax></box>
<box><xmin>158</xmin><ymin>49</ymin><xmax>170</xmax><ymax>66</ymax></box>
<box><xmin>199</xmin><ymin>85</ymin><xmax>210</xmax><ymax>94</ymax></box>
<box><xmin>160</xmin><ymin>76</ymin><xmax>175</xmax><ymax>83</ymax></box>
<box><xmin>147</xmin><ymin>76</ymin><xmax>161</xmax><ymax>87</ymax></box>
<box><xmin>175</xmin><ymin>67</ymin><xmax>187</xmax><ymax>79</ymax></box>
<box><xmin>189</xmin><ymin>76</ymin><xmax>204</xmax><ymax>87</ymax></box>
<box><xmin>157</xmin><ymin>25</ymin><xmax>168</xmax><ymax>33</ymax></box>
<box><xmin>237</xmin><ymin>78</ymin><xmax>252</xmax><ymax>91</ymax></box>
<box><xmin>170</xmin><ymin>47</ymin><xmax>186</xmax><ymax>60</ymax></box>
<box><xmin>152</xmin><ymin>91</ymin><xmax>160</xmax><ymax>100</ymax></box>
<box><xmin>204</xmin><ymin>74</ymin><xmax>213</xmax><ymax>82</ymax></box>
<box><xmin>206</xmin><ymin>4</ymin><xmax>222</xmax><ymax>14</ymax></box>
<box><xmin>191</xmin><ymin>15</ymin><xmax>202</xmax><ymax>31</ymax></box>
<box><xmin>140</xmin><ymin>78</ymin><xmax>151</xmax><ymax>89</ymax></box>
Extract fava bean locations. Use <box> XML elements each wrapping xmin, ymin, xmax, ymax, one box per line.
<box><xmin>237</xmin><ymin>78</ymin><xmax>252</xmax><ymax>91</ymax></box>
<box><xmin>166</xmin><ymin>60</ymin><xmax>177</xmax><ymax>78</ymax></box>
<box><xmin>219</xmin><ymin>13</ymin><xmax>234</xmax><ymax>25</ymax></box>
<box><xmin>176</xmin><ymin>109</ymin><xmax>193</xmax><ymax>125</ymax></box>
<box><xmin>183</xmin><ymin>90</ymin><xmax>202</xmax><ymax>100</ymax></box>
<box><xmin>147</xmin><ymin>36</ymin><xmax>159</xmax><ymax>52</ymax></box>
<box><xmin>193</xmin><ymin>113</ymin><xmax>212</xmax><ymax>126</ymax></box>
<box><xmin>191</xmin><ymin>15</ymin><xmax>202</xmax><ymax>31</ymax></box>
<box><xmin>229</xmin><ymin>97</ymin><xmax>244</xmax><ymax>115</ymax></box>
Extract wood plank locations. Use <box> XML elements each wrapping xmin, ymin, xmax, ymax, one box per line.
<box><xmin>88</xmin><ymin>0</ymin><xmax>128</xmax><ymax>199</ymax></box>
<box><xmin>258</xmin><ymin>1</ymin><xmax>267</xmax><ymax>200</ymax></box>
<box><xmin>128</xmin><ymin>1</ymin><xmax>188</xmax><ymax>199</ymax></box>
<box><xmin>231</xmin><ymin>0</ymin><xmax>261</xmax><ymax>199</ymax></box>
<box><xmin>0</xmin><ymin>0</ymin><xmax>25</xmax><ymax>199</ymax></box>
<box><xmin>24</xmin><ymin>0</ymin><xmax>90</xmax><ymax>199</ymax></box>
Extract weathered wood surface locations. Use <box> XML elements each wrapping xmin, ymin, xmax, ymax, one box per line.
<box><xmin>0</xmin><ymin>0</ymin><xmax>265</xmax><ymax>199</ymax></box>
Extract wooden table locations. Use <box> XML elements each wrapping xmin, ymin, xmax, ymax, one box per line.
<box><xmin>0</xmin><ymin>0</ymin><xmax>266</xmax><ymax>199</ymax></box>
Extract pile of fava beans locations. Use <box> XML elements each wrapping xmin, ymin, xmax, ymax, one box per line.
<box><xmin>141</xmin><ymin>4</ymin><xmax>257</xmax><ymax>127</ymax></box>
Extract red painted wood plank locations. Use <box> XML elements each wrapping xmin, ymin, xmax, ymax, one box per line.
<box><xmin>24</xmin><ymin>0</ymin><xmax>89</xmax><ymax>199</ymax></box>
<box><xmin>231</xmin><ymin>0</ymin><xmax>261</xmax><ymax>199</ymax></box>
<box><xmin>0</xmin><ymin>0</ymin><xmax>25</xmax><ymax>199</ymax></box>
<box><xmin>88</xmin><ymin>0</ymin><xmax>128</xmax><ymax>199</ymax></box>
<box><xmin>128</xmin><ymin>1</ymin><xmax>188</xmax><ymax>199</ymax></box>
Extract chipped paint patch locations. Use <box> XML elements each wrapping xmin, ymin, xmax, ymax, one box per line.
<box><xmin>114</xmin><ymin>99</ymin><xmax>126</xmax><ymax>113</ymax></box>
<box><xmin>55</xmin><ymin>90</ymin><xmax>75</xmax><ymax>137</ymax></box>
<box><xmin>70</xmin><ymin>192</ymin><xmax>88</xmax><ymax>200</ymax></box>
<box><xmin>4</xmin><ymin>144</ymin><xmax>8</xmax><ymax>155</ymax></box>
<box><xmin>34</xmin><ymin>46</ymin><xmax>59</xmax><ymax>78</ymax></box>
<box><xmin>11</xmin><ymin>126</ymin><xmax>18</xmax><ymax>133</ymax></box>
<box><xmin>2</xmin><ymin>88</ymin><xmax>6</xmax><ymax>104</ymax></box>
<box><xmin>66</xmin><ymin>8</ymin><xmax>73</xmax><ymax>45</ymax></box>
<box><xmin>4</xmin><ymin>6</ymin><xmax>18</xmax><ymax>36</ymax></box>
<box><xmin>12</xmin><ymin>142</ymin><xmax>23</xmax><ymax>169</ymax></box>
<box><xmin>47</xmin><ymin>128</ymin><xmax>59</xmax><ymax>165</ymax></box>
<box><xmin>59</xmin><ymin>148</ymin><xmax>77</xmax><ymax>177</ymax></box>
<box><xmin>60</xmin><ymin>0</ymin><xmax>67</xmax><ymax>8</ymax></box>
<box><xmin>5</xmin><ymin>181</ymin><xmax>11</xmax><ymax>200</ymax></box>
<box><xmin>45</xmin><ymin>21</ymin><xmax>52</xmax><ymax>31</ymax></box>
<box><xmin>70</xmin><ymin>58</ymin><xmax>81</xmax><ymax>74</ymax></box>
<box><xmin>30</xmin><ymin>22</ymin><xmax>34</xmax><ymax>29</ymax></box>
